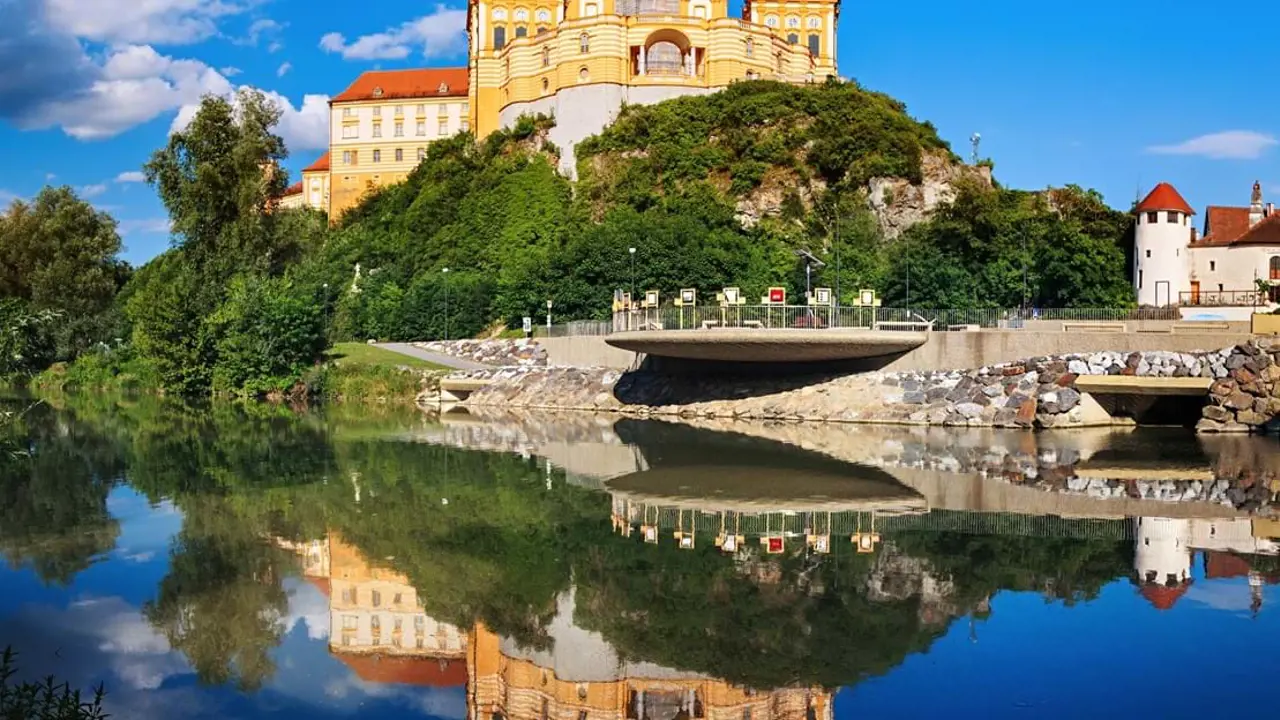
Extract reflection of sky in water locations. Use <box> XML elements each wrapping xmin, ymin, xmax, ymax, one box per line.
<box><xmin>841</xmin><ymin>561</ymin><xmax>1280</xmax><ymax>719</ymax></box>
<box><xmin>0</xmin><ymin>487</ymin><xmax>465</xmax><ymax>720</ymax></box>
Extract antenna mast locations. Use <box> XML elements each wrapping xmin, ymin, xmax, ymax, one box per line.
<box><xmin>970</xmin><ymin>132</ymin><xmax>981</xmax><ymax>165</ymax></box>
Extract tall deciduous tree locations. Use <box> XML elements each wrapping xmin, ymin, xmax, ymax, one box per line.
<box><xmin>0</xmin><ymin>187</ymin><xmax>128</xmax><ymax>359</ymax></box>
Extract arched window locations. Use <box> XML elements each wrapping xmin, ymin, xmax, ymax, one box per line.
<box><xmin>514</xmin><ymin>8</ymin><xmax>529</xmax><ymax>20</ymax></box>
<box><xmin>692</xmin><ymin>4</ymin><xmax>706</xmax><ymax>17</ymax></box>
<box><xmin>494</xmin><ymin>8</ymin><xmax>508</xmax><ymax>20</ymax></box>
<box><xmin>1270</xmin><ymin>256</ymin><xmax>1280</xmax><ymax>281</ymax></box>
<box><xmin>647</xmin><ymin>41</ymin><xmax>683</xmax><ymax>75</ymax></box>
<box><xmin>542</xmin><ymin>46</ymin><xmax>551</xmax><ymax>66</ymax></box>
<box><xmin>744</xmin><ymin>37</ymin><xmax>754</xmax><ymax>57</ymax></box>
<box><xmin>494</xmin><ymin>26</ymin><xmax>507</xmax><ymax>49</ymax></box>
<box><xmin>764</xmin><ymin>14</ymin><xmax>778</xmax><ymax>27</ymax></box>
<box><xmin>515</xmin><ymin>25</ymin><xmax>528</xmax><ymax>37</ymax></box>
<box><xmin>579</xmin><ymin>32</ymin><xmax>590</xmax><ymax>53</ymax></box>
<box><xmin>807</xmin><ymin>16</ymin><xmax>820</xmax><ymax>28</ymax></box>
<box><xmin>807</xmin><ymin>33</ymin><xmax>819</xmax><ymax>56</ymax></box>
<box><xmin>536</xmin><ymin>25</ymin><xmax>547</xmax><ymax>35</ymax></box>
<box><xmin>786</xmin><ymin>32</ymin><xmax>798</xmax><ymax>45</ymax></box>
<box><xmin>536</xmin><ymin>8</ymin><xmax>551</xmax><ymax>21</ymax></box>
<box><xmin>786</xmin><ymin>16</ymin><xmax>800</xmax><ymax>28</ymax></box>
<box><xmin>585</xmin><ymin>2</ymin><xmax>598</xmax><ymax>15</ymax></box>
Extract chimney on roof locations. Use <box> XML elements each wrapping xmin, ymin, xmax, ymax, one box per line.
<box><xmin>1268</xmin><ymin>202</ymin><xmax>1275</xmax><ymax>217</ymax></box>
<box><xmin>1250</xmin><ymin>180</ymin><xmax>1265</xmax><ymax>227</ymax></box>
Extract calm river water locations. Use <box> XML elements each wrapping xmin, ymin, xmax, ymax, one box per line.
<box><xmin>3</xmin><ymin>396</ymin><xmax>1280</xmax><ymax>718</ymax></box>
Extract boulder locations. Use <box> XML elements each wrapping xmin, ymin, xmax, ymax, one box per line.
<box><xmin>1057</xmin><ymin>387</ymin><xmax>1081</xmax><ymax>412</ymax></box>
<box><xmin>1225</xmin><ymin>392</ymin><xmax>1256</xmax><ymax>411</ymax></box>
<box><xmin>1202</xmin><ymin>405</ymin><xmax>1233</xmax><ymax>423</ymax></box>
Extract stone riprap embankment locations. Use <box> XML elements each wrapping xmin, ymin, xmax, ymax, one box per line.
<box><xmin>413</xmin><ymin>339</ymin><xmax>548</xmax><ymax>367</ymax></box>
<box><xmin>456</xmin><ymin>342</ymin><xmax>1280</xmax><ymax>433</ymax></box>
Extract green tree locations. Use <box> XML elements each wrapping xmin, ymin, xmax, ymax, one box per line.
<box><xmin>207</xmin><ymin>276</ymin><xmax>326</xmax><ymax>393</ymax></box>
<box><xmin>0</xmin><ymin>187</ymin><xmax>128</xmax><ymax>359</ymax></box>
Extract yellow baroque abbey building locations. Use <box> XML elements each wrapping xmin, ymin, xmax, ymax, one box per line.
<box><xmin>304</xmin><ymin>0</ymin><xmax>839</xmax><ymax>217</ymax></box>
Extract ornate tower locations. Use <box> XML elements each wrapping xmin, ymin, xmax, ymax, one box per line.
<box><xmin>1251</xmin><ymin>180</ymin><xmax>1265</xmax><ymax>227</ymax></box>
<box><xmin>743</xmin><ymin>0</ymin><xmax>839</xmax><ymax>79</ymax></box>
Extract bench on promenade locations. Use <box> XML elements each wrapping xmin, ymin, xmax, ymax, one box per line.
<box><xmin>875</xmin><ymin>321</ymin><xmax>934</xmax><ymax>332</ymax></box>
<box><xmin>1061</xmin><ymin>321</ymin><xmax>1126</xmax><ymax>333</ymax></box>
<box><xmin>1172</xmin><ymin>321</ymin><xmax>1231</xmax><ymax>333</ymax></box>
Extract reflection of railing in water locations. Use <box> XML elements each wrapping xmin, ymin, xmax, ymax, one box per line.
<box><xmin>613</xmin><ymin>504</ymin><xmax>1132</xmax><ymax>548</ymax></box>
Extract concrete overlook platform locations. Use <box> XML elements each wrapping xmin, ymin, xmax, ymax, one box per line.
<box><xmin>605</xmin><ymin>328</ymin><xmax>929</xmax><ymax>363</ymax></box>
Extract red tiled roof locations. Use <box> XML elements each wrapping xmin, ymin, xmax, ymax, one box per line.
<box><xmin>1194</xmin><ymin>206</ymin><xmax>1252</xmax><ymax>246</ymax></box>
<box><xmin>303</xmin><ymin>151</ymin><xmax>330</xmax><ymax>173</ymax></box>
<box><xmin>332</xmin><ymin>68</ymin><xmax>469</xmax><ymax>104</ymax></box>
<box><xmin>1138</xmin><ymin>580</ymin><xmax>1191</xmax><ymax>611</ymax></box>
<box><xmin>1204</xmin><ymin>552</ymin><xmax>1251</xmax><ymax>580</ymax></box>
<box><xmin>1136</xmin><ymin>182</ymin><xmax>1195</xmax><ymax>215</ymax></box>
<box><xmin>335</xmin><ymin>654</ymin><xmax>468</xmax><ymax>687</ymax></box>
<box><xmin>282</xmin><ymin>181</ymin><xmax>303</xmax><ymax>196</ymax></box>
<box><xmin>1229</xmin><ymin>213</ymin><xmax>1280</xmax><ymax>246</ymax></box>
<box><xmin>306</xmin><ymin>576</ymin><xmax>331</xmax><ymax>597</ymax></box>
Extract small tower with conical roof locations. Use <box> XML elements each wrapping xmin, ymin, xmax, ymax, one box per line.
<box><xmin>1134</xmin><ymin>182</ymin><xmax>1195</xmax><ymax>306</ymax></box>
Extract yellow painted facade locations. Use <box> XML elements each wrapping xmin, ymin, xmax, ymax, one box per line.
<box><xmin>327</xmin><ymin>94</ymin><xmax>471</xmax><ymax>217</ymax></box>
<box><xmin>468</xmin><ymin>0</ymin><xmax>840</xmax><ymax>139</ymax></box>
<box><xmin>469</xmin><ymin>624</ymin><xmax>832</xmax><ymax>720</ymax></box>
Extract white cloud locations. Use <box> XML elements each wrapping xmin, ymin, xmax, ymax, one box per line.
<box><xmin>319</xmin><ymin>5</ymin><xmax>467</xmax><ymax>60</ymax></box>
<box><xmin>43</xmin><ymin>0</ymin><xmax>255</xmax><ymax>45</ymax></box>
<box><xmin>277</xmin><ymin>61</ymin><xmax>292</xmax><ymax>77</ymax></box>
<box><xmin>119</xmin><ymin>218</ymin><xmax>173</xmax><ymax>235</ymax></box>
<box><xmin>169</xmin><ymin>89</ymin><xmax>331</xmax><ymax>152</ymax></box>
<box><xmin>0</xmin><ymin>190</ymin><xmax>23</xmax><ymax>206</ymax></box>
<box><xmin>282</xmin><ymin>578</ymin><xmax>330</xmax><ymax>641</ymax></box>
<box><xmin>220</xmin><ymin>65</ymin><xmax>242</xmax><ymax>76</ymax></box>
<box><xmin>239</xmin><ymin>17</ymin><xmax>284</xmax><ymax>46</ymax></box>
<box><xmin>45</xmin><ymin>172</ymin><xmax>56</xmax><ymax>181</ymax></box>
<box><xmin>267</xmin><ymin>40</ymin><xmax>282</xmax><ymax>53</ymax></box>
<box><xmin>1147</xmin><ymin>130</ymin><xmax>1279</xmax><ymax>160</ymax></box>
<box><xmin>78</xmin><ymin>183</ymin><xmax>108</xmax><ymax>198</ymax></box>
<box><xmin>115</xmin><ymin>171</ymin><xmax>147</xmax><ymax>184</ymax></box>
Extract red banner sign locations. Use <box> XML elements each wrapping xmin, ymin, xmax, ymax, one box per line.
<box><xmin>768</xmin><ymin>287</ymin><xmax>785</xmax><ymax>304</ymax></box>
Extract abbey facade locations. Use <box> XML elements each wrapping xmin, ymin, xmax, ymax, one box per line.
<box><xmin>302</xmin><ymin>0</ymin><xmax>840</xmax><ymax>216</ymax></box>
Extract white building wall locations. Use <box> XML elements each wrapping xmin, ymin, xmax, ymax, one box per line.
<box><xmin>499</xmin><ymin>83</ymin><xmax>713</xmax><ymax>176</ymax></box>
<box><xmin>1134</xmin><ymin>210</ymin><xmax>1191</xmax><ymax>306</ymax></box>
<box><xmin>1134</xmin><ymin>516</ymin><xmax>1191</xmax><ymax>585</ymax></box>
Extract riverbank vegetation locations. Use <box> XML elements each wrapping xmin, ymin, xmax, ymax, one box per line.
<box><xmin>2</xmin><ymin>80</ymin><xmax>1135</xmax><ymax>395</ymax></box>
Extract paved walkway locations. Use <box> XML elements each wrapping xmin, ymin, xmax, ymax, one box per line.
<box><xmin>374</xmin><ymin>343</ymin><xmax>491</xmax><ymax>371</ymax></box>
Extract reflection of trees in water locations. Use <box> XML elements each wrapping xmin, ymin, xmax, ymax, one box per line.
<box><xmin>15</xmin><ymin>396</ymin><xmax>1138</xmax><ymax>691</ymax></box>
<box><xmin>0</xmin><ymin>401</ymin><xmax>124</xmax><ymax>585</ymax></box>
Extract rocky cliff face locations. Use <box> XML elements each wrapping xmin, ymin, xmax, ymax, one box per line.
<box><xmin>867</xmin><ymin>151</ymin><xmax>994</xmax><ymax>239</ymax></box>
<box><xmin>732</xmin><ymin>150</ymin><xmax>992</xmax><ymax>238</ymax></box>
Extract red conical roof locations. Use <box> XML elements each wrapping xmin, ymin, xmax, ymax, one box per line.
<box><xmin>1137</xmin><ymin>182</ymin><xmax>1195</xmax><ymax>215</ymax></box>
<box><xmin>1138</xmin><ymin>580</ymin><xmax>1192</xmax><ymax>611</ymax></box>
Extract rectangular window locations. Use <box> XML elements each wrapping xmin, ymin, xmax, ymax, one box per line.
<box><xmin>416</xmin><ymin>637</ymin><xmax>425</xmax><ymax>649</ymax></box>
<box><xmin>394</xmin><ymin>617</ymin><xmax>403</xmax><ymax>631</ymax></box>
<box><xmin>1210</xmin><ymin>260</ymin><xmax>1216</xmax><ymax>271</ymax></box>
<box><xmin>372</xmin><ymin>123</ymin><xmax>382</xmax><ymax>138</ymax></box>
<box><xmin>1145</xmin><ymin>249</ymin><xmax>1151</xmax><ymax>258</ymax></box>
<box><xmin>416</xmin><ymin>121</ymin><xmax>426</xmax><ymax>136</ymax></box>
<box><xmin>393</xmin><ymin>593</ymin><xmax>403</xmax><ymax>605</ymax></box>
<box><xmin>342</xmin><ymin>107</ymin><xmax>355</xmax><ymax>117</ymax></box>
<box><xmin>1146</xmin><ymin>211</ymin><xmax>1158</xmax><ymax>223</ymax></box>
<box><xmin>418</xmin><ymin>147</ymin><xmax>426</xmax><ymax>160</ymax></box>
<box><xmin>371</xmin><ymin>615</ymin><xmax>380</xmax><ymax>629</ymax></box>
<box><xmin>373</xmin><ymin>149</ymin><xmax>381</xmax><ymax>163</ymax></box>
<box><xmin>461</xmin><ymin>120</ymin><xmax>470</xmax><ymax>133</ymax></box>
<box><xmin>395</xmin><ymin>105</ymin><xmax>403</xmax><ymax>116</ymax></box>
<box><xmin>415</xmin><ymin>615</ymin><xmax>426</xmax><ymax>630</ymax></box>
<box><xmin>394</xmin><ymin>122</ymin><xmax>404</xmax><ymax>137</ymax></box>
<box><xmin>342</xmin><ymin>151</ymin><xmax>352</xmax><ymax>165</ymax></box>
<box><xmin>807</xmin><ymin>33</ymin><xmax>820</xmax><ymax>56</ymax></box>
<box><xmin>372</xmin><ymin>106</ymin><xmax>381</xmax><ymax>117</ymax></box>
<box><xmin>416</xmin><ymin>104</ymin><xmax>425</xmax><ymax>114</ymax></box>
<box><xmin>342</xmin><ymin>125</ymin><xmax>358</xmax><ymax>139</ymax></box>
<box><xmin>1139</xmin><ymin>270</ymin><xmax>1143</xmax><ymax>289</ymax></box>
<box><xmin>395</xmin><ymin>148</ymin><xmax>403</xmax><ymax>162</ymax></box>
<box><xmin>343</xmin><ymin>615</ymin><xmax>358</xmax><ymax>629</ymax></box>
<box><xmin>1166</xmin><ymin>211</ymin><xmax>1179</xmax><ymax>223</ymax></box>
<box><xmin>438</xmin><ymin>119</ymin><xmax>449</xmax><ymax>136</ymax></box>
<box><xmin>372</xmin><ymin>590</ymin><xmax>382</xmax><ymax>606</ymax></box>
<box><xmin>1218</xmin><ymin>283</ymin><xmax>1224</xmax><ymax>291</ymax></box>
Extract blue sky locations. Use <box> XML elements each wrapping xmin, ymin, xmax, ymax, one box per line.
<box><xmin>1</xmin><ymin>0</ymin><xmax>1276</xmax><ymax>266</ymax></box>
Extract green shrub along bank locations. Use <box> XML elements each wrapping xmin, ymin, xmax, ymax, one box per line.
<box><xmin>2</xmin><ymin>80</ymin><xmax>1136</xmax><ymax>396</ymax></box>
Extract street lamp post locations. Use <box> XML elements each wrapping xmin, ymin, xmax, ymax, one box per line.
<box><xmin>628</xmin><ymin>247</ymin><xmax>637</xmax><ymax>301</ymax></box>
<box><xmin>442</xmin><ymin>267</ymin><xmax>450</xmax><ymax>341</ymax></box>
<box><xmin>546</xmin><ymin>299</ymin><xmax>553</xmax><ymax>332</ymax></box>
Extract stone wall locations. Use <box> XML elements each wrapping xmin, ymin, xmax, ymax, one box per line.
<box><xmin>413</xmin><ymin>339</ymin><xmax>547</xmax><ymax>367</ymax></box>
<box><xmin>458</xmin><ymin>341</ymin><xmax>1280</xmax><ymax>433</ymax></box>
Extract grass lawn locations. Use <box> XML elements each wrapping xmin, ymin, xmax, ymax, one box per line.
<box><xmin>326</xmin><ymin>342</ymin><xmax>450</xmax><ymax>371</ymax></box>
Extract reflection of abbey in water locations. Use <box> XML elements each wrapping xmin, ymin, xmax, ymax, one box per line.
<box><xmin>286</xmin><ymin>534</ymin><xmax>832</xmax><ymax>718</ymax></box>
<box><xmin>1133</xmin><ymin>516</ymin><xmax>1280</xmax><ymax>612</ymax></box>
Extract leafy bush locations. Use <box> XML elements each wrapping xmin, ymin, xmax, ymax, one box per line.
<box><xmin>0</xmin><ymin>300</ymin><xmax>58</xmax><ymax>379</ymax></box>
<box><xmin>33</xmin><ymin>342</ymin><xmax>160</xmax><ymax>392</ymax></box>
<box><xmin>207</xmin><ymin>277</ymin><xmax>326</xmax><ymax>395</ymax></box>
<box><xmin>0</xmin><ymin>648</ymin><xmax>107</xmax><ymax>720</ymax></box>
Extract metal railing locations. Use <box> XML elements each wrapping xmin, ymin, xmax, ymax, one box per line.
<box><xmin>530</xmin><ymin>305</ymin><xmax>1243</xmax><ymax>337</ymax></box>
<box><xmin>1179</xmin><ymin>290</ymin><xmax>1266</xmax><ymax>307</ymax></box>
